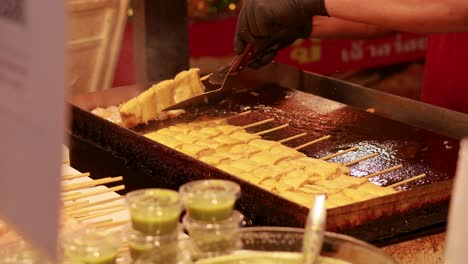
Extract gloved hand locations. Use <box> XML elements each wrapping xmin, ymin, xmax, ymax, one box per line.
<box><xmin>235</xmin><ymin>0</ymin><xmax>328</xmax><ymax>68</ymax></box>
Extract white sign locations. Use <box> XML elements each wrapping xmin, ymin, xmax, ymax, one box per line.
<box><xmin>0</xmin><ymin>0</ymin><xmax>66</xmax><ymax>260</ymax></box>
<box><xmin>445</xmin><ymin>138</ymin><xmax>468</xmax><ymax>263</ymax></box>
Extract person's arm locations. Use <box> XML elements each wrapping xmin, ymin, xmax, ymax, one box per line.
<box><xmin>311</xmin><ymin>16</ymin><xmax>396</xmax><ymax>39</ymax></box>
<box><xmin>234</xmin><ymin>0</ymin><xmax>468</xmax><ymax>67</ymax></box>
<box><xmin>324</xmin><ymin>0</ymin><xmax>468</xmax><ymax>33</ymax></box>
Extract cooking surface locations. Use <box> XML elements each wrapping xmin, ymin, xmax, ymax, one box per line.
<box><xmin>69</xmin><ymin>69</ymin><xmax>461</xmax><ymax>243</ymax></box>
<box><xmin>133</xmin><ymin>85</ymin><xmax>459</xmax><ymax>189</ymax></box>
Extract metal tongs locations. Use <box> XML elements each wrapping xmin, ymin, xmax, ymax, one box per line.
<box><xmin>162</xmin><ymin>44</ymin><xmax>256</xmax><ymax>111</ymax></box>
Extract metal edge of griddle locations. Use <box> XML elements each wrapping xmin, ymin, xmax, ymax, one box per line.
<box><xmin>68</xmin><ymin>102</ymin><xmax>453</xmax><ymax>244</ymax></box>
<box><xmin>238</xmin><ymin>62</ymin><xmax>468</xmax><ymax>140</ymax></box>
<box><xmin>302</xmin><ymin>70</ymin><xmax>468</xmax><ymax>140</ymax></box>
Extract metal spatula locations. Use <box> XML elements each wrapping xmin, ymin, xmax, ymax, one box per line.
<box><xmin>162</xmin><ymin>44</ymin><xmax>255</xmax><ymax>111</ymax></box>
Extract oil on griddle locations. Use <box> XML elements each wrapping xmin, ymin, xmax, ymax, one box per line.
<box><xmin>134</xmin><ymin>84</ymin><xmax>459</xmax><ymax>190</ymax></box>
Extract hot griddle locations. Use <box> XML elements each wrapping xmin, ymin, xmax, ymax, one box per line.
<box><xmin>68</xmin><ymin>63</ymin><xmax>467</xmax><ymax>245</ymax></box>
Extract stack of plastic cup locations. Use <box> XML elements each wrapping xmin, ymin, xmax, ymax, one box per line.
<box><xmin>125</xmin><ymin>188</ymin><xmax>184</xmax><ymax>263</ymax></box>
<box><xmin>179</xmin><ymin>180</ymin><xmax>243</xmax><ymax>260</ymax></box>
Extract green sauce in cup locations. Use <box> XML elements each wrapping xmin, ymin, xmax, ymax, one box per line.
<box><xmin>195</xmin><ymin>252</ymin><xmax>351</xmax><ymax>264</ymax></box>
<box><xmin>77</xmin><ymin>253</ymin><xmax>117</xmax><ymax>264</ymax></box>
<box><xmin>180</xmin><ymin>180</ymin><xmax>240</xmax><ymax>222</ymax></box>
<box><xmin>187</xmin><ymin>199</ymin><xmax>236</xmax><ymax>222</ymax></box>
<box><xmin>63</xmin><ymin>229</ymin><xmax>121</xmax><ymax>264</ymax></box>
<box><xmin>126</xmin><ymin>189</ymin><xmax>182</xmax><ymax>235</ymax></box>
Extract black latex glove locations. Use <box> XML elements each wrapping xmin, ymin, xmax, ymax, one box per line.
<box><xmin>235</xmin><ymin>0</ymin><xmax>328</xmax><ymax>68</ymax></box>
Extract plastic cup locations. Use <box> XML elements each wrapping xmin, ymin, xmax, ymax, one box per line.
<box><xmin>179</xmin><ymin>180</ymin><xmax>240</xmax><ymax>222</ymax></box>
<box><xmin>183</xmin><ymin>211</ymin><xmax>244</xmax><ymax>259</ymax></box>
<box><xmin>126</xmin><ymin>188</ymin><xmax>182</xmax><ymax>235</ymax></box>
<box><xmin>127</xmin><ymin>226</ymin><xmax>180</xmax><ymax>261</ymax></box>
<box><xmin>63</xmin><ymin>229</ymin><xmax>122</xmax><ymax>264</ymax></box>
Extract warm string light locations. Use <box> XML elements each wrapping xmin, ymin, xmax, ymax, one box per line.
<box><xmin>188</xmin><ymin>0</ymin><xmax>242</xmax><ymax>20</ymax></box>
<box><xmin>127</xmin><ymin>0</ymin><xmax>242</xmax><ymax>20</ymax></box>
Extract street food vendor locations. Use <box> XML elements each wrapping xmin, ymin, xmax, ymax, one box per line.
<box><xmin>234</xmin><ymin>0</ymin><xmax>468</xmax><ymax>114</ymax></box>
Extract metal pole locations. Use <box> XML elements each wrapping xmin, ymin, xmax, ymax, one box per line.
<box><xmin>133</xmin><ymin>0</ymin><xmax>189</xmax><ymax>83</ymax></box>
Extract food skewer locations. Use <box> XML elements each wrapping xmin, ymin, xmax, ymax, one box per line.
<box><xmin>255</xmin><ymin>124</ymin><xmax>289</xmax><ymax>136</ymax></box>
<box><xmin>69</xmin><ymin>202</ymin><xmax>126</xmax><ymax>217</ymax></box>
<box><xmin>345</xmin><ymin>153</ymin><xmax>379</xmax><ymax>166</ymax></box>
<box><xmin>63</xmin><ymin>200</ymin><xmax>89</xmax><ymax>209</ymax></box>
<box><xmin>86</xmin><ymin>218</ymin><xmax>114</xmax><ymax>227</ymax></box>
<box><xmin>320</xmin><ymin>146</ymin><xmax>360</xmax><ymax>161</ymax></box>
<box><xmin>387</xmin><ymin>173</ymin><xmax>427</xmax><ymax>188</ymax></box>
<box><xmin>241</xmin><ymin>118</ymin><xmax>275</xmax><ymax>129</ymax></box>
<box><xmin>294</xmin><ymin>135</ymin><xmax>331</xmax><ymax>150</ymax></box>
<box><xmin>224</xmin><ymin>110</ymin><xmax>252</xmax><ymax>121</ymax></box>
<box><xmin>93</xmin><ymin>220</ymin><xmax>129</xmax><ymax>230</ymax></box>
<box><xmin>278</xmin><ymin>133</ymin><xmax>308</xmax><ymax>143</ymax></box>
<box><xmin>345</xmin><ymin>164</ymin><xmax>404</xmax><ymax>190</ymax></box>
<box><xmin>62</xmin><ymin>172</ymin><xmax>91</xmax><ymax>181</ymax></box>
<box><xmin>363</xmin><ymin>164</ymin><xmax>403</xmax><ymax>179</ymax></box>
<box><xmin>62</xmin><ymin>185</ymin><xmax>125</xmax><ymax>202</ymax></box>
<box><xmin>76</xmin><ymin>207</ymin><xmax>127</xmax><ymax>222</ymax></box>
<box><xmin>66</xmin><ymin>196</ymin><xmax>124</xmax><ymax>211</ymax></box>
<box><xmin>62</xmin><ymin>176</ymin><xmax>123</xmax><ymax>192</ymax></box>
<box><xmin>200</xmin><ymin>73</ymin><xmax>213</xmax><ymax>81</ymax></box>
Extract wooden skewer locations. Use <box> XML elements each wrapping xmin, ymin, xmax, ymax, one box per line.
<box><xmin>242</xmin><ymin>118</ymin><xmax>275</xmax><ymax>129</ymax></box>
<box><xmin>94</xmin><ymin>220</ymin><xmax>129</xmax><ymax>230</ymax></box>
<box><xmin>62</xmin><ymin>176</ymin><xmax>111</xmax><ymax>192</ymax></box>
<box><xmin>62</xmin><ymin>176</ymin><xmax>123</xmax><ymax>192</ymax></box>
<box><xmin>63</xmin><ymin>191</ymin><xmax>82</xmax><ymax>199</ymax></box>
<box><xmin>200</xmin><ymin>73</ymin><xmax>213</xmax><ymax>81</ymax></box>
<box><xmin>294</xmin><ymin>135</ymin><xmax>331</xmax><ymax>150</ymax></box>
<box><xmin>69</xmin><ymin>202</ymin><xmax>126</xmax><ymax>217</ymax></box>
<box><xmin>62</xmin><ymin>172</ymin><xmax>91</xmax><ymax>181</ymax></box>
<box><xmin>76</xmin><ymin>207</ymin><xmax>127</xmax><ymax>221</ymax></box>
<box><xmin>117</xmin><ymin>246</ymin><xmax>129</xmax><ymax>256</ymax></box>
<box><xmin>345</xmin><ymin>153</ymin><xmax>378</xmax><ymax>166</ymax></box>
<box><xmin>320</xmin><ymin>146</ymin><xmax>360</xmax><ymax>161</ymax></box>
<box><xmin>64</xmin><ymin>200</ymin><xmax>89</xmax><ymax>209</ymax></box>
<box><xmin>86</xmin><ymin>218</ymin><xmax>114</xmax><ymax>227</ymax></box>
<box><xmin>363</xmin><ymin>164</ymin><xmax>403</xmax><ymax>179</ymax></box>
<box><xmin>224</xmin><ymin>110</ymin><xmax>252</xmax><ymax>121</ymax></box>
<box><xmin>278</xmin><ymin>133</ymin><xmax>307</xmax><ymax>143</ymax></box>
<box><xmin>255</xmin><ymin>124</ymin><xmax>289</xmax><ymax>136</ymax></box>
<box><xmin>62</xmin><ymin>185</ymin><xmax>125</xmax><ymax>202</ymax></box>
<box><xmin>66</xmin><ymin>196</ymin><xmax>124</xmax><ymax>211</ymax></box>
<box><xmin>346</xmin><ymin>165</ymin><xmax>403</xmax><ymax>189</ymax></box>
<box><xmin>387</xmin><ymin>173</ymin><xmax>427</xmax><ymax>188</ymax></box>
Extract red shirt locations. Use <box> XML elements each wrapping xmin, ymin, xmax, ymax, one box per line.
<box><xmin>422</xmin><ymin>33</ymin><xmax>468</xmax><ymax>114</ymax></box>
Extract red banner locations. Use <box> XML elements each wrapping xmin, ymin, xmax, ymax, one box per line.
<box><xmin>189</xmin><ymin>18</ymin><xmax>427</xmax><ymax>74</ymax></box>
<box><xmin>113</xmin><ymin>18</ymin><xmax>427</xmax><ymax>86</ymax></box>
<box><xmin>275</xmin><ymin>34</ymin><xmax>427</xmax><ymax>74</ymax></box>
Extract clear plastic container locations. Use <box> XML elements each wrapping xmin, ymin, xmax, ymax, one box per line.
<box><xmin>193</xmin><ymin>227</ymin><xmax>397</xmax><ymax>264</ymax></box>
<box><xmin>183</xmin><ymin>211</ymin><xmax>244</xmax><ymax>259</ymax></box>
<box><xmin>125</xmin><ymin>189</ymin><xmax>182</xmax><ymax>235</ymax></box>
<box><xmin>62</xmin><ymin>229</ymin><xmax>122</xmax><ymax>264</ymax></box>
<box><xmin>133</xmin><ymin>236</ymin><xmax>193</xmax><ymax>264</ymax></box>
<box><xmin>127</xmin><ymin>225</ymin><xmax>181</xmax><ymax>261</ymax></box>
<box><xmin>179</xmin><ymin>180</ymin><xmax>240</xmax><ymax>222</ymax></box>
<box><xmin>0</xmin><ymin>240</ymin><xmax>51</xmax><ymax>264</ymax></box>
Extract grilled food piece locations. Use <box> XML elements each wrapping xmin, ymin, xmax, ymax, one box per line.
<box><xmin>143</xmin><ymin>121</ymin><xmax>398</xmax><ymax>209</ymax></box>
<box><xmin>91</xmin><ymin>106</ymin><xmax>123</xmax><ymax>125</ymax></box>
<box><xmin>119</xmin><ymin>68</ymin><xmax>205</xmax><ymax>128</ymax></box>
